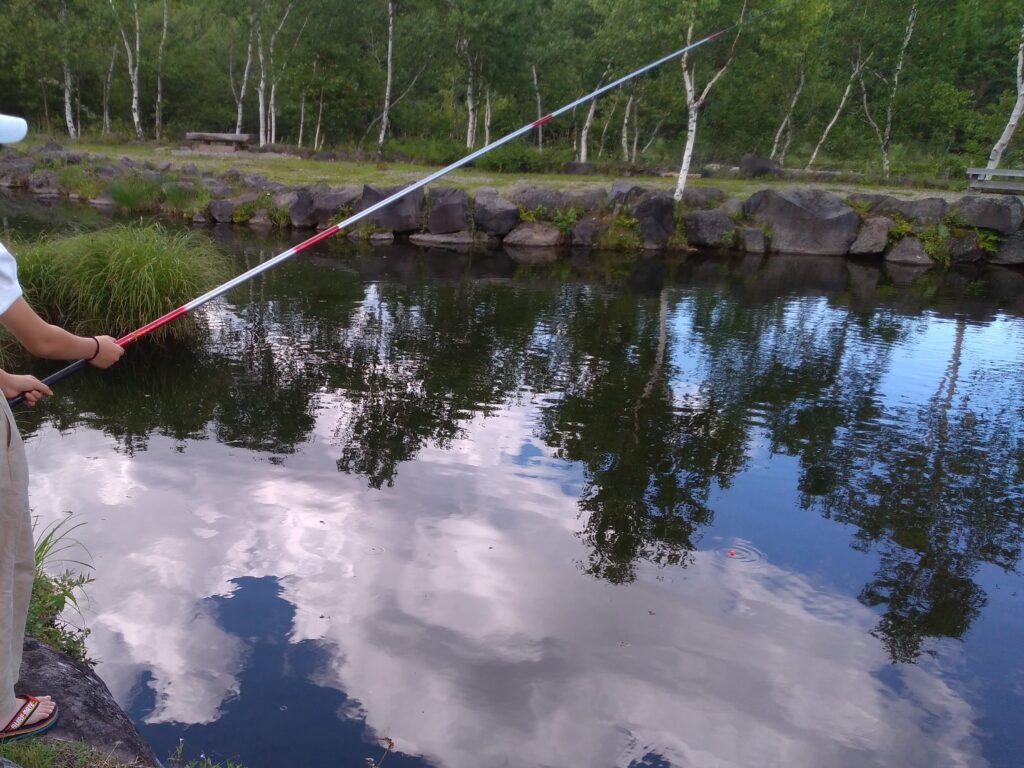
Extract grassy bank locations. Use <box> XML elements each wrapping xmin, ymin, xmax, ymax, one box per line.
<box><xmin>1</xmin><ymin>225</ymin><xmax>230</xmax><ymax>363</ymax></box>
<box><xmin>0</xmin><ymin>739</ymin><xmax>243</xmax><ymax>768</ymax></box>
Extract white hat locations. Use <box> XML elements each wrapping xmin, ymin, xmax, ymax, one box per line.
<box><xmin>0</xmin><ymin>114</ymin><xmax>28</xmax><ymax>144</ymax></box>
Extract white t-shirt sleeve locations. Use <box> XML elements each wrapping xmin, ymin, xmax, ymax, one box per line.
<box><xmin>0</xmin><ymin>241</ymin><xmax>23</xmax><ymax>316</ymax></box>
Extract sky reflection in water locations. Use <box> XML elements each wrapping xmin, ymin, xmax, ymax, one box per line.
<box><xmin>13</xmin><ymin>235</ymin><xmax>1024</xmax><ymax>768</ymax></box>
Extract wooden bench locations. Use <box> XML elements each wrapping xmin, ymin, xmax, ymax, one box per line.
<box><xmin>185</xmin><ymin>132</ymin><xmax>256</xmax><ymax>153</ymax></box>
<box><xmin>966</xmin><ymin>167</ymin><xmax>1024</xmax><ymax>194</ymax></box>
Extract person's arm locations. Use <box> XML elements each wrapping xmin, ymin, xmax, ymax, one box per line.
<box><xmin>0</xmin><ymin>297</ymin><xmax>123</xmax><ymax>367</ymax></box>
<box><xmin>0</xmin><ymin>368</ymin><xmax>52</xmax><ymax>406</ymax></box>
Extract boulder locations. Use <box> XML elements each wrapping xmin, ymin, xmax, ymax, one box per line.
<box><xmin>949</xmin><ymin>231</ymin><xmax>985</xmax><ymax>263</ymax></box>
<box><xmin>503</xmin><ymin>221</ymin><xmax>565</xmax><ymax>248</ymax></box>
<box><xmin>286</xmin><ymin>188</ymin><xmax>316</xmax><ymax>228</ymax></box>
<box><xmin>952</xmin><ymin>195</ymin><xmax>1024</xmax><ymax>235</ymax></box>
<box><xmin>571</xmin><ymin>215</ymin><xmax>608</xmax><ymax>247</ymax></box>
<box><xmin>508</xmin><ymin>185</ymin><xmax>565</xmax><ymax>216</ymax></box>
<box><xmin>680</xmin><ymin>186</ymin><xmax>726</xmax><ymax>209</ymax></box>
<box><xmin>199</xmin><ymin>176</ymin><xmax>233</xmax><ymax>198</ymax></box>
<box><xmin>564</xmin><ymin>186</ymin><xmax>607</xmax><ymax>212</ymax></box>
<box><xmin>355</xmin><ymin>183</ymin><xmax>424</xmax><ymax>232</ymax></box>
<box><xmin>209</xmin><ymin>191</ymin><xmax>258</xmax><ymax>223</ymax></box>
<box><xmin>427</xmin><ymin>187</ymin><xmax>469</xmax><ymax>234</ymax></box>
<box><xmin>848</xmin><ymin>193</ymin><xmax>948</xmax><ymax>225</ymax></box>
<box><xmin>849</xmin><ymin>216</ymin><xmax>893</xmax><ymax>256</ymax></box>
<box><xmin>885</xmin><ymin>236</ymin><xmax>933</xmax><ymax>265</ymax></box>
<box><xmin>95</xmin><ymin>164</ymin><xmax>118</xmax><ymax>179</ymax></box>
<box><xmin>743</xmin><ymin>188</ymin><xmax>859</xmax><ymax>255</ymax></box>
<box><xmin>473</xmin><ymin>188</ymin><xmax>520</xmax><ymax>236</ymax></box>
<box><xmin>717</xmin><ymin>198</ymin><xmax>744</xmax><ymax>217</ymax></box>
<box><xmin>409</xmin><ymin>231</ymin><xmax>487</xmax><ymax>248</ymax></box>
<box><xmin>505</xmin><ymin>246</ymin><xmax>559</xmax><ymax>265</ymax></box>
<box><xmin>740</xmin><ymin>154</ymin><xmax>782</xmax><ymax>177</ymax></box>
<box><xmin>16</xmin><ymin>639</ymin><xmax>159</xmax><ymax>767</ymax></box>
<box><xmin>683</xmin><ymin>210</ymin><xmax>735</xmax><ymax>248</ymax></box>
<box><xmin>631</xmin><ymin>191</ymin><xmax>676</xmax><ymax>248</ymax></box>
<box><xmin>248</xmin><ymin>209</ymin><xmax>274</xmax><ymax>229</ymax></box>
<box><xmin>28</xmin><ymin>170</ymin><xmax>60</xmax><ymax>198</ymax></box>
<box><xmin>0</xmin><ymin>157</ymin><xmax>34</xmax><ymax>187</ymax></box>
<box><xmin>608</xmin><ymin>181</ymin><xmax>646</xmax><ymax>207</ymax></box>
<box><xmin>87</xmin><ymin>189</ymin><xmax>115</xmax><ymax>208</ymax></box>
<box><xmin>737</xmin><ymin>227</ymin><xmax>766</xmax><ymax>253</ymax></box>
<box><xmin>312</xmin><ymin>186</ymin><xmax>361</xmax><ymax>227</ymax></box>
<box><xmin>991</xmin><ymin>232</ymin><xmax>1024</xmax><ymax>266</ymax></box>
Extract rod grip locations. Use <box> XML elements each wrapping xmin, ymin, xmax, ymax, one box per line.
<box><xmin>6</xmin><ymin>358</ymin><xmax>90</xmax><ymax>409</ymax></box>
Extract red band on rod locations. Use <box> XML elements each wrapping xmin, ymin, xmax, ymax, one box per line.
<box><xmin>531</xmin><ymin>114</ymin><xmax>553</xmax><ymax>127</ymax></box>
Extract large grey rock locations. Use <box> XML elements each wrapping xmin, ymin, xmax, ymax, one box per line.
<box><xmin>16</xmin><ymin>639</ymin><xmax>159</xmax><ymax>767</ymax></box>
<box><xmin>564</xmin><ymin>186</ymin><xmax>607</xmax><ymax>211</ymax></box>
<box><xmin>848</xmin><ymin>193</ymin><xmax>948</xmax><ymax>224</ymax></box>
<box><xmin>949</xmin><ymin>231</ymin><xmax>985</xmax><ymax>263</ymax></box>
<box><xmin>508</xmin><ymin>185</ymin><xmax>565</xmax><ymax>216</ymax></box>
<box><xmin>680</xmin><ymin>186</ymin><xmax>725</xmax><ymax>209</ymax></box>
<box><xmin>312</xmin><ymin>186</ymin><xmax>361</xmax><ymax>227</ymax></box>
<box><xmin>717</xmin><ymin>198</ymin><xmax>744</xmax><ymax>217</ymax></box>
<box><xmin>28</xmin><ymin>170</ymin><xmax>60</xmax><ymax>198</ymax></box>
<box><xmin>427</xmin><ymin>187</ymin><xmax>469</xmax><ymax>234</ymax></box>
<box><xmin>743</xmin><ymin>188</ymin><xmax>859</xmax><ymax>255</ymax></box>
<box><xmin>505</xmin><ymin>245</ymin><xmax>559</xmax><ymax>265</ymax></box>
<box><xmin>199</xmin><ymin>176</ymin><xmax>233</xmax><ymax>198</ymax></box>
<box><xmin>737</xmin><ymin>227</ymin><xmax>766</xmax><ymax>253</ymax></box>
<box><xmin>355</xmin><ymin>183</ymin><xmax>424</xmax><ymax>232</ymax></box>
<box><xmin>409</xmin><ymin>231</ymin><xmax>487</xmax><ymax>248</ymax></box>
<box><xmin>740</xmin><ymin>154</ymin><xmax>781</xmax><ymax>178</ymax></box>
<box><xmin>608</xmin><ymin>181</ymin><xmax>646</xmax><ymax>207</ymax></box>
<box><xmin>571</xmin><ymin>215</ymin><xmax>608</xmax><ymax>247</ymax></box>
<box><xmin>631</xmin><ymin>191</ymin><xmax>676</xmax><ymax>248</ymax></box>
<box><xmin>0</xmin><ymin>157</ymin><xmax>34</xmax><ymax>187</ymax></box>
<box><xmin>683</xmin><ymin>210</ymin><xmax>735</xmax><ymax>248</ymax></box>
<box><xmin>953</xmin><ymin>195</ymin><xmax>1024</xmax><ymax>235</ymax></box>
<box><xmin>503</xmin><ymin>221</ymin><xmax>565</xmax><ymax>248</ymax></box>
<box><xmin>992</xmin><ymin>232</ymin><xmax>1024</xmax><ymax>265</ymax></box>
<box><xmin>885</xmin><ymin>236</ymin><xmax>933</xmax><ymax>265</ymax></box>
<box><xmin>849</xmin><ymin>216</ymin><xmax>893</xmax><ymax>256</ymax></box>
<box><xmin>209</xmin><ymin>191</ymin><xmax>258</xmax><ymax>223</ymax></box>
<box><xmin>474</xmin><ymin>188</ymin><xmax>519</xmax><ymax>236</ymax></box>
<box><xmin>286</xmin><ymin>188</ymin><xmax>316</xmax><ymax>228</ymax></box>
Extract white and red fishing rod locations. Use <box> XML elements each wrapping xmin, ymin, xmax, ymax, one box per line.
<box><xmin>8</xmin><ymin>23</ymin><xmax>740</xmax><ymax>409</ymax></box>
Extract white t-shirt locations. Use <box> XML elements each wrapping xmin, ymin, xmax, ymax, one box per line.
<box><xmin>0</xmin><ymin>240</ymin><xmax>23</xmax><ymax>316</ymax></box>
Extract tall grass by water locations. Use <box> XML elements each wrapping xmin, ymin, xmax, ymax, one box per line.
<box><xmin>8</xmin><ymin>224</ymin><xmax>230</xmax><ymax>346</ymax></box>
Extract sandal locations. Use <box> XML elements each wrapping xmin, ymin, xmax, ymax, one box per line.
<box><xmin>0</xmin><ymin>695</ymin><xmax>59</xmax><ymax>744</ymax></box>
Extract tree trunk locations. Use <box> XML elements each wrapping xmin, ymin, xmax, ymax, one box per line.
<box><xmin>579</xmin><ymin>97</ymin><xmax>598</xmax><ymax>162</ymax></box>
<box><xmin>674</xmin><ymin>105</ymin><xmax>700</xmax><ymax>200</ymax></box>
<box><xmin>532</xmin><ymin>64</ymin><xmax>543</xmax><ymax>151</ymax></box>
<box><xmin>257</xmin><ymin>21</ymin><xmax>267</xmax><ymax>146</ymax></box>
<box><xmin>155</xmin><ymin>0</ymin><xmax>168</xmax><ymax>141</ymax></box>
<box><xmin>298</xmin><ymin>94</ymin><xmax>305</xmax><ymax>147</ymax></box>
<box><xmin>621</xmin><ymin>91</ymin><xmax>634</xmax><ymax>162</ymax></box>
<box><xmin>269</xmin><ymin>82</ymin><xmax>278</xmax><ymax>144</ymax></box>
<box><xmin>61</xmin><ymin>1</ymin><xmax>77</xmax><ymax>139</ymax></box>
<box><xmin>770</xmin><ymin>64</ymin><xmax>804</xmax><ymax>162</ymax></box>
<box><xmin>484</xmin><ymin>88</ymin><xmax>492</xmax><ymax>146</ymax></box>
<box><xmin>314</xmin><ymin>87</ymin><xmax>325</xmax><ymax>150</ymax></box>
<box><xmin>988</xmin><ymin>19</ymin><xmax>1024</xmax><ymax>170</ymax></box>
<box><xmin>806</xmin><ymin>53</ymin><xmax>869</xmax><ymax>171</ymax></box>
<box><xmin>103</xmin><ymin>45</ymin><xmax>117</xmax><ymax>135</ymax></box>
<box><xmin>465</xmin><ymin>57</ymin><xmax>477</xmax><ymax>149</ymax></box>
<box><xmin>376</xmin><ymin>0</ymin><xmax>395</xmax><ymax>156</ymax></box>
<box><xmin>862</xmin><ymin>5</ymin><xmax>917</xmax><ymax>177</ymax></box>
<box><xmin>109</xmin><ymin>0</ymin><xmax>144</xmax><ymax>139</ymax></box>
<box><xmin>231</xmin><ymin>14</ymin><xmax>256</xmax><ymax>135</ymax></box>
<box><xmin>631</xmin><ymin>95</ymin><xmax>640</xmax><ymax>163</ymax></box>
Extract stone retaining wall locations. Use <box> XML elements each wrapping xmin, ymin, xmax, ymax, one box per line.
<box><xmin>2</xmin><ymin>143</ymin><xmax>1022</xmax><ymax>269</ymax></box>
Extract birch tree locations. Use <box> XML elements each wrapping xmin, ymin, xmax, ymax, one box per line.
<box><xmin>860</xmin><ymin>3</ymin><xmax>918</xmax><ymax>178</ymax></box>
<box><xmin>61</xmin><ymin>1</ymin><xmax>77</xmax><ymax>139</ymax></box>
<box><xmin>376</xmin><ymin>0</ymin><xmax>396</xmax><ymax>155</ymax></box>
<box><xmin>255</xmin><ymin>1</ymin><xmax>294</xmax><ymax>146</ymax></box>
<box><xmin>987</xmin><ymin>18</ymin><xmax>1024</xmax><ymax>170</ymax></box>
<box><xmin>154</xmin><ymin>0</ymin><xmax>169</xmax><ymax>140</ymax></box>
<box><xmin>673</xmin><ymin>0</ymin><xmax>748</xmax><ymax>200</ymax></box>
<box><xmin>229</xmin><ymin>8</ymin><xmax>256</xmax><ymax>135</ymax></box>
<box><xmin>806</xmin><ymin>51</ymin><xmax>872</xmax><ymax>171</ymax></box>
<box><xmin>102</xmin><ymin>44</ymin><xmax>117</xmax><ymax>134</ymax></box>
<box><xmin>109</xmin><ymin>0</ymin><xmax>144</xmax><ymax>139</ymax></box>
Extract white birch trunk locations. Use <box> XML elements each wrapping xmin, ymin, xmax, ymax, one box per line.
<box><xmin>621</xmin><ymin>91</ymin><xmax>634</xmax><ymax>162</ymax></box>
<box><xmin>675</xmin><ymin>106</ymin><xmax>700</xmax><ymax>201</ymax></box>
<box><xmin>257</xmin><ymin>22</ymin><xmax>267</xmax><ymax>146</ymax></box>
<box><xmin>377</xmin><ymin>0</ymin><xmax>395</xmax><ymax>155</ymax></box>
<box><xmin>579</xmin><ymin>97</ymin><xmax>598</xmax><ymax>162</ymax></box>
<box><xmin>532</xmin><ymin>64</ymin><xmax>543</xmax><ymax>151</ymax></box>
<box><xmin>61</xmin><ymin>1</ymin><xmax>76</xmax><ymax>139</ymax></box>
<box><xmin>155</xmin><ymin>0</ymin><xmax>168</xmax><ymax>141</ymax></box>
<box><xmin>770</xmin><ymin>65</ymin><xmax>804</xmax><ymax>162</ymax></box>
<box><xmin>103</xmin><ymin>45</ymin><xmax>117</xmax><ymax>135</ymax></box>
<box><xmin>484</xmin><ymin>88</ymin><xmax>492</xmax><ymax>146</ymax></box>
<box><xmin>231</xmin><ymin>15</ymin><xmax>256</xmax><ymax>135</ymax></box>
<box><xmin>269</xmin><ymin>82</ymin><xmax>278</xmax><ymax>144</ymax></box>
<box><xmin>631</xmin><ymin>96</ymin><xmax>639</xmax><ymax>163</ymax></box>
<box><xmin>806</xmin><ymin>53</ymin><xmax>869</xmax><ymax>171</ymax></box>
<box><xmin>109</xmin><ymin>0</ymin><xmax>144</xmax><ymax>139</ymax></box>
<box><xmin>465</xmin><ymin>58</ymin><xmax>477</xmax><ymax>149</ymax></box>
<box><xmin>988</xmin><ymin>19</ymin><xmax>1024</xmax><ymax>170</ymax></box>
<box><xmin>864</xmin><ymin>4</ymin><xmax>917</xmax><ymax>178</ymax></box>
<box><xmin>597</xmin><ymin>95</ymin><xmax>618</xmax><ymax>159</ymax></box>
<box><xmin>298</xmin><ymin>94</ymin><xmax>305</xmax><ymax>147</ymax></box>
<box><xmin>314</xmin><ymin>87</ymin><xmax>325</xmax><ymax>150</ymax></box>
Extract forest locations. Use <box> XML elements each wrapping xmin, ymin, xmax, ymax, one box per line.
<box><xmin>1</xmin><ymin>0</ymin><xmax>1023</xmax><ymax>189</ymax></box>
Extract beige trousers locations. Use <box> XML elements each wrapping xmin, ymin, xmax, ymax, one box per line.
<box><xmin>0</xmin><ymin>395</ymin><xmax>33</xmax><ymax>714</ymax></box>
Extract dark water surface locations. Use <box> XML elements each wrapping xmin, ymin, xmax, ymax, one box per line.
<box><xmin>5</xmin><ymin>196</ymin><xmax>1024</xmax><ymax>768</ymax></box>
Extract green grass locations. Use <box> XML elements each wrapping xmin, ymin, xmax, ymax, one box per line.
<box><xmin>107</xmin><ymin>174</ymin><xmax>165</xmax><ymax>213</ymax></box>
<box><xmin>11</xmin><ymin>224</ymin><xmax>231</xmax><ymax>342</ymax></box>
<box><xmin>0</xmin><ymin>738</ymin><xmax>246</xmax><ymax>768</ymax></box>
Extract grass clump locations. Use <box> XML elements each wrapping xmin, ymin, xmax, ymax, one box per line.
<box><xmin>0</xmin><ymin>738</ymin><xmax>247</xmax><ymax>768</ymax></box>
<box><xmin>108</xmin><ymin>174</ymin><xmax>164</xmax><ymax>212</ymax></box>
<box><xmin>57</xmin><ymin>166</ymin><xmax>104</xmax><ymax>200</ymax></box>
<box><xmin>595</xmin><ymin>212</ymin><xmax>643</xmax><ymax>251</ymax></box>
<box><xmin>12</xmin><ymin>224</ymin><xmax>231</xmax><ymax>342</ymax></box>
<box><xmin>163</xmin><ymin>181</ymin><xmax>211</xmax><ymax>216</ymax></box>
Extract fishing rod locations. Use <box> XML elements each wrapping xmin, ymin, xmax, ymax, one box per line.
<box><xmin>8</xmin><ymin>16</ymin><xmax>748</xmax><ymax>409</ymax></box>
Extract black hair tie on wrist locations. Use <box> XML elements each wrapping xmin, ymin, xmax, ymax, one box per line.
<box><xmin>87</xmin><ymin>336</ymin><xmax>100</xmax><ymax>361</ymax></box>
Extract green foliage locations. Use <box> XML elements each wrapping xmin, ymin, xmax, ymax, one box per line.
<box><xmin>517</xmin><ymin>205</ymin><xmax>544</xmax><ymax>223</ymax></box>
<box><xmin>976</xmin><ymin>229</ymin><xmax>1002</xmax><ymax>255</ymax></box>
<box><xmin>163</xmin><ymin>181</ymin><xmax>211</xmax><ymax>215</ymax></box>
<box><xmin>27</xmin><ymin>516</ymin><xmax>93</xmax><ymax>666</ymax></box>
<box><xmin>0</xmin><ymin>738</ymin><xmax>133</xmax><ymax>768</ymax></box>
<box><xmin>12</xmin><ymin>224</ymin><xmax>231</xmax><ymax>341</ymax></box>
<box><xmin>169</xmin><ymin>741</ymin><xmax>247</xmax><ymax>768</ymax></box>
<box><xmin>888</xmin><ymin>214</ymin><xmax>913</xmax><ymax>242</ymax></box>
<box><xmin>57</xmin><ymin>166</ymin><xmax>103</xmax><ymax>200</ymax></box>
<box><xmin>595</xmin><ymin>212</ymin><xmax>643</xmax><ymax>251</ymax></box>
<box><xmin>919</xmin><ymin>223</ymin><xmax>952</xmax><ymax>267</ymax></box>
<box><xmin>552</xmin><ymin>207</ymin><xmax>580</xmax><ymax>238</ymax></box>
<box><xmin>108</xmin><ymin>174</ymin><xmax>165</xmax><ymax>212</ymax></box>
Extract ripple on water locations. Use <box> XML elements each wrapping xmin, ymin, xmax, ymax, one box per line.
<box><xmin>712</xmin><ymin>540</ymin><xmax>767</xmax><ymax>568</ymax></box>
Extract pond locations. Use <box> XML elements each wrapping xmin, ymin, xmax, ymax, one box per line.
<box><xmin>4</xmin><ymin>194</ymin><xmax>1024</xmax><ymax>768</ymax></box>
